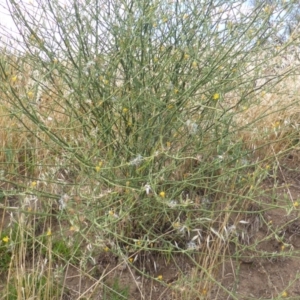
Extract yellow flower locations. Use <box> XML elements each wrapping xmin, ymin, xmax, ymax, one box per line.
<box><xmin>159</xmin><ymin>191</ymin><xmax>165</xmax><ymax>198</ymax></box>
<box><xmin>192</xmin><ymin>61</ymin><xmax>197</xmax><ymax>69</ymax></box>
<box><xmin>129</xmin><ymin>257</ymin><xmax>133</xmax><ymax>263</ymax></box>
<box><xmin>11</xmin><ymin>76</ymin><xmax>17</xmax><ymax>83</ymax></box>
<box><xmin>69</xmin><ymin>225</ymin><xmax>79</xmax><ymax>232</ymax></box>
<box><xmin>104</xmin><ymin>246</ymin><xmax>110</xmax><ymax>252</ymax></box>
<box><xmin>156</xmin><ymin>275</ymin><xmax>163</xmax><ymax>280</ymax></box>
<box><xmin>31</xmin><ymin>181</ymin><xmax>37</xmax><ymax>187</ymax></box>
<box><xmin>27</xmin><ymin>91</ymin><xmax>34</xmax><ymax>99</ymax></box>
<box><xmin>2</xmin><ymin>236</ymin><xmax>9</xmax><ymax>243</ymax></box>
<box><xmin>46</xmin><ymin>229</ymin><xmax>52</xmax><ymax>236</ymax></box>
<box><xmin>281</xmin><ymin>291</ymin><xmax>288</xmax><ymax>298</ymax></box>
<box><xmin>172</xmin><ymin>222</ymin><xmax>181</xmax><ymax>229</ymax></box>
<box><xmin>166</xmin><ymin>141</ymin><xmax>171</xmax><ymax>148</ymax></box>
<box><xmin>184</xmin><ymin>54</ymin><xmax>189</xmax><ymax>60</ymax></box>
<box><xmin>293</xmin><ymin>201</ymin><xmax>299</xmax><ymax>208</ymax></box>
<box><xmin>174</xmin><ymin>89</ymin><xmax>179</xmax><ymax>94</ymax></box>
<box><xmin>264</xmin><ymin>5</ymin><xmax>271</xmax><ymax>14</ymax></box>
<box><xmin>95</xmin><ymin>161</ymin><xmax>102</xmax><ymax>172</ymax></box>
<box><xmin>122</xmin><ymin>107</ymin><xmax>128</xmax><ymax>113</ymax></box>
<box><xmin>213</xmin><ymin>93</ymin><xmax>220</xmax><ymax>100</ymax></box>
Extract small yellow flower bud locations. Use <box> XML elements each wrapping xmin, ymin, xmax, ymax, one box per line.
<box><xmin>2</xmin><ymin>236</ymin><xmax>9</xmax><ymax>243</ymax></box>
<box><xmin>27</xmin><ymin>91</ymin><xmax>34</xmax><ymax>99</ymax></box>
<box><xmin>31</xmin><ymin>181</ymin><xmax>37</xmax><ymax>187</ymax></box>
<box><xmin>213</xmin><ymin>93</ymin><xmax>220</xmax><ymax>100</ymax></box>
<box><xmin>172</xmin><ymin>222</ymin><xmax>180</xmax><ymax>229</ymax></box>
<box><xmin>281</xmin><ymin>291</ymin><xmax>288</xmax><ymax>298</ymax></box>
<box><xmin>159</xmin><ymin>191</ymin><xmax>165</xmax><ymax>198</ymax></box>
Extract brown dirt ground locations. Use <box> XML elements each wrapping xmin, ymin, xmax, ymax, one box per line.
<box><xmin>211</xmin><ymin>154</ymin><xmax>300</xmax><ymax>300</ymax></box>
